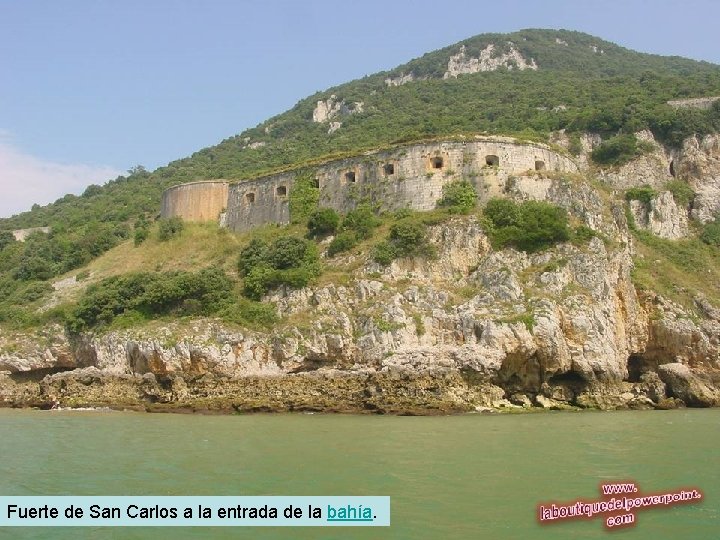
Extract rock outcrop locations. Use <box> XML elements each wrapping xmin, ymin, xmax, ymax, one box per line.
<box><xmin>674</xmin><ymin>134</ymin><xmax>720</xmax><ymax>223</ymax></box>
<box><xmin>629</xmin><ymin>191</ymin><xmax>689</xmax><ymax>239</ymax></box>
<box><xmin>443</xmin><ymin>44</ymin><xmax>538</xmax><ymax>79</ymax></box>
<box><xmin>312</xmin><ymin>95</ymin><xmax>363</xmax><ymax>123</ymax></box>
<box><xmin>2</xmin><ymin>209</ymin><xmax>719</xmax><ymax>413</ymax></box>
<box><xmin>384</xmin><ymin>73</ymin><xmax>419</xmax><ymax>87</ymax></box>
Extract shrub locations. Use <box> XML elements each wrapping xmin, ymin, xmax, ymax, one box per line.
<box><xmin>572</xmin><ymin>225</ymin><xmax>597</xmax><ymax>245</ymax></box>
<box><xmin>134</xmin><ymin>226</ymin><xmax>149</xmax><ymax>246</ymax></box>
<box><xmin>373</xmin><ymin>222</ymin><xmax>435</xmax><ymax>265</ymax></box>
<box><xmin>158</xmin><ymin>217</ymin><xmax>184</xmax><ymax>241</ymax></box>
<box><xmin>307</xmin><ymin>208</ymin><xmax>340</xmax><ymax>237</ymax></box>
<box><xmin>436</xmin><ymin>180</ymin><xmax>477</xmax><ymax>214</ymax></box>
<box><xmin>484</xmin><ymin>198</ymin><xmax>521</xmax><ymax>228</ymax></box>
<box><xmin>483</xmin><ymin>198</ymin><xmax>570</xmax><ymax>253</ymax></box>
<box><xmin>238</xmin><ymin>235</ymin><xmax>321</xmax><ymax>299</ymax></box>
<box><xmin>625</xmin><ymin>186</ymin><xmax>657</xmax><ymax>207</ymax></box>
<box><xmin>327</xmin><ymin>231</ymin><xmax>358</xmax><ymax>256</ymax></box>
<box><xmin>219</xmin><ymin>299</ymin><xmax>278</xmax><ymax>328</ymax></box>
<box><xmin>242</xmin><ymin>265</ymin><xmax>275</xmax><ymax>300</ymax></box>
<box><xmin>267</xmin><ymin>236</ymin><xmax>310</xmax><ymax>270</ymax></box>
<box><xmin>390</xmin><ymin>222</ymin><xmax>427</xmax><ymax>257</ymax></box>
<box><xmin>591</xmin><ymin>134</ymin><xmax>653</xmax><ymax>166</ymax></box>
<box><xmin>238</xmin><ymin>238</ymin><xmax>270</xmax><ymax>276</ymax></box>
<box><xmin>568</xmin><ymin>133</ymin><xmax>583</xmax><ymax>156</ymax></box>
<box><xmin>393</xmin><ymin>208</ymin><xmax>414</xmax><ymax>220</ymax></box>
<box><xmin>66</xmin><ymin>267</ymin><xmax>234</xmax><ymax>332</ymax></box>
<box><xmin>0</xmin><ymin>231</ymin><xmax>15</xmax><ymax>251</ymax></box>
<box><xmin>342</xmin><ymin>205</ymin><xmax>381</xmax><ymax>239</ymax></box>
<box><xmin>14</xmin><ymin>255</ymin><xmax>55</xmax><ymax>281</ymax></box>
<box><xmin>12</xmin><ymin>281</ymin><xmax>53</xmax><ymax>303</ymax></box>
<box><xmin>700</xmin><ymin>220</ymin><xmax>720</xmax><ymax>247</ymax></box>
<box><xmin>665</xmin><ymin>180</ymin><xmax>695</xmax><ymax>207</ymax></box>
<box><xmin>372</xmin><ymin>241</ymin><xmax>396</xmax><ymax>266</ymax></box>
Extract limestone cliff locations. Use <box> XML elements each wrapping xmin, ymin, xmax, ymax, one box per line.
<box><xmin>4</xmin><ymin>131</ymin><xmax>720</xmax><ymax>414</ymax></box>
<box><xmin>443</xmin><ymin>44</ymin><xmax>538</xmax><ymax>79</ymax></box>
<box><xmin>2</xmin><ymin>170</ymin><xmax>719</xmax><ymax>413</ymax></box>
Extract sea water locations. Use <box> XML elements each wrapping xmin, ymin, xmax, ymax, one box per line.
<box><xmin>0</xmin><ymin>408</ymin><xmax>717</xmax><ymax>539</ymax></box>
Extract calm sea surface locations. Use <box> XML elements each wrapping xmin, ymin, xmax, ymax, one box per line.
<box><xmin>0</xmin><ymin>408</ymin><xmax>717</xmax><ymax>539</ymax></box>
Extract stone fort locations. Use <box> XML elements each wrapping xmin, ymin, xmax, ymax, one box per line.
<box><xmin>161</xmin><ymin>137</ymin><xmax>578</xmax><ymax>232</ymax></box>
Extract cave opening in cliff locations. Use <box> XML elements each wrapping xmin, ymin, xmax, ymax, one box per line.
<box><xmin>276</xmin><ymin>185</ymin><xmax>287</xmax><ymax>196</ymax></box>
<box><xmin>626</xmin><ymin>354</ymin><xmax>657</xmax><ymax>383</ymax></box>
<box><xmin>669</xmin><ymin>160</ymin><xmax>675</xmax><ymax>177</ymax></box>
<box><xmin>535</xmin><ymin>160</ymin><xmax>546</xmax><ymax>171</ymax></box>
<box><xmin>486</xmin><ymin>155</ymin><xmax>499</xmax><ymax>167</ymax></box>
<box><xmin>245</xmin><ymin>193</ymin><xmax>255</xmax><ymax>204</ymax></box>
<box><xmin>345</xmin><ymin>171</ymin><xmax>356</xmax><ymax>183</ymax></box>
<box><xmin>383</xmin><ymin>163</ymin><xmax>395</xmax><ymax>175</ymax></box>
<box><xmin>312</xmin><ymin>177</ymin><xmax>320</xmax><ymax>189</ymax></box>
<box><xmin>547</xmin><ymin>371</ymin><xmax>586</xmax><ymax>387</ymax></box>
<box><xmin>431</xmin><ymin>157</ymin><xmax>444</xmax><ymax>169</ymax></box>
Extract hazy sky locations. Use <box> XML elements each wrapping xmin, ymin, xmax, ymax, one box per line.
<box><xmin>1</xmin><ymin>0</ymin><xmax>719</xmax><ymax>217</ymax></box>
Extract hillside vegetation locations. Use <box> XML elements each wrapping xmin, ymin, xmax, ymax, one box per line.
<box><xmin>2</xmin><ymin>28</ymin><xmax>720</xmax><ymax>332</ymax></box>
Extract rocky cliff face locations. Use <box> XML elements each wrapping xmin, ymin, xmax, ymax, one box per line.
<box><xmin>557</xmin><ymin>130</ymin><xmax>720</xmax><ymax>239</ymax></box>
<box><xmin>629</xmin><ymin>191</ymin><xmax>689</xmax><ymax>240</ymax></box>
<box><xmin>2</xmin><ymin>214</ymin><xmax>718</xmax><ymax>413</ymax></box>
<box><xmin>675</xmin><ymin>134</ymin><xmax>720</xmax><ymax>223</ymax></box>
<box><xmin>443</xmin><ymin>44</ymin><xmax>538</xmax><ymax>79</ymax></box>
<box><xmin>3</xmin><ymin>132</ymin><xmax>720</xmax><ymax>414</ymax></box>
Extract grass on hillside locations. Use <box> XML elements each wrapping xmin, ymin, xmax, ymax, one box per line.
<box><xmin>631</xmin><ymin>230</ymin><xmax>720</xmax><ymax>313</ymax></box>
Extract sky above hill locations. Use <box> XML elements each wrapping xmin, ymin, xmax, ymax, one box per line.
<box><xmin>1</xmin><ymin>0</ymin><xmax>719</xmax><ymax>218</ymax></box>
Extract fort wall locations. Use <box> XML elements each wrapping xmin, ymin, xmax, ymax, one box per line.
<box><xmin>160</xmin><ymin>181</ymin><xmax>229</xmax><ymax>222</ymax></box>
<box><xmin>161</xmin><ymin>138</ymin><xmax>578</xmax><ymax>233</ymax></box>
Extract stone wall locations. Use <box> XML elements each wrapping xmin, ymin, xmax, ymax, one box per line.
<box><xmin>225</xmin><ymin>174</ymin><xmax>293</xmax><ymax>232</ymax></box>
<box><xmin>667</xmin><ymin>97</ymin><xmax>720</xmax><ymax>110</ymax></box>
<box><xmin>224</xmin><ymin>138</ymin><xmax>578</xmax><ymax>232</ymax></box>
<box><xmin>160</xmin><ymin>181</ymin><xmax>229</xmax><ymax>222</ymax></box>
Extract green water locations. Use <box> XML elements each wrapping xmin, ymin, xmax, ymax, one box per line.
<box><xmin>0</xmin><ymin>408</ymin><xmax>717</xmax><ymax>539</ymax></box>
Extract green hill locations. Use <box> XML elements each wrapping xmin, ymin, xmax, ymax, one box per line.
<box><xmin>1</xmin><ymin>28</ymin><xmax>720</xmax><ymax>328</ymax></box>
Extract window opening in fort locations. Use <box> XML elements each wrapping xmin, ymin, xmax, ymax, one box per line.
<box><xmin>345</xmin><ymin>171</ymin><xmax>356</xmax><ymax>183</ymax></box>
<box><xmin>486</xmin><ymin>155</ymin><xmax>499</xmax><ymax>167</ymax></box>
<box><xmin>535</xmin><ymin>160</ymin><xmax>546</xmax><ymax>171</ymax></box>
<box><xmin>245</xmin><ymin>193</ymin><xmax>255</xmax><ymax>204</ymax></box>
<box><xmin>383</xmin><ymin>163</ymin><xmax>395</xmax><ymax>175</ymax></box>
<box><xmin>276</xmin><ymin>185</ymin><xmax>287</xmax><ymax>196</ymax></box>
<box><xmin>430</xmin><ymin>157</ymin><xmax>444</xmax><ymax>169</ymax></box>
<box><xmin>312</xmin><ymin>178</ymin><xmax>321</xmax><ymax>189</ymax></box>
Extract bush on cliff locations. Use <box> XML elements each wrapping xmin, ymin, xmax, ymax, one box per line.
<box><xmin>327</xmin><ymin>231</ymin><xmax>357</xmax><ymax>257</ymax></box>
<box><xmin>326</xmin><ymin>205</ymin><xmax>382</xmax><ymax>257</ymax></box>
<box><xmin>700</xmin><ymin>217</ymin><xmax>720</xmax><ymax>247</ymax></box>
<box><xmin>5</xmin><ymin>224</ymin><xmax>127</xmax><ymax>283</ymax></box>
<box><xmin>66</xmin><ymin>266</ymin><xmax>235</xmax><ymax>332</ymax></box>
<box><xmin>483</xmin><ymin>198</ymin><xmax>570</xmax><ymax>253</ymax></box>
<box><xmin>436</xmin><ymin>180</ymin><xmax>477</xmax><ymax>214</ymax></box>
<box><xmin>665</xmin><ymin>180</ymin><xmax>695</xmax><ymax>207</ymax></box>
<box><xmin>342</xmin><ymin>205</ymin><xmax>381</xmax><ymax>240</ymax></box>
<box><xmin>158</xmin><ymin>216</ymin><xmax>184</xmax><ymax>241</ymax></box>
<box><xmin>625</xmin><ymin>185</ymin><xmax>657</xmax><ymax>207</ymax></box>
<box><xmin>590</xmin><ymin>134</ymin><xmax>653</xmax><ymax>166</ymax></box>
<box><xmin>372</xmin><ymin>221</ymin><xmax>436</xmax><ymax>265</ymax></box>
<box><xmin>306</xmin><ymin>208</ymin><xmax>340</xmax><ymax>237</ymax></box>
<box><xmin>237</xmin><ymin>235</ymin><xmax>321</xmax><ymax>299</ymax></box>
